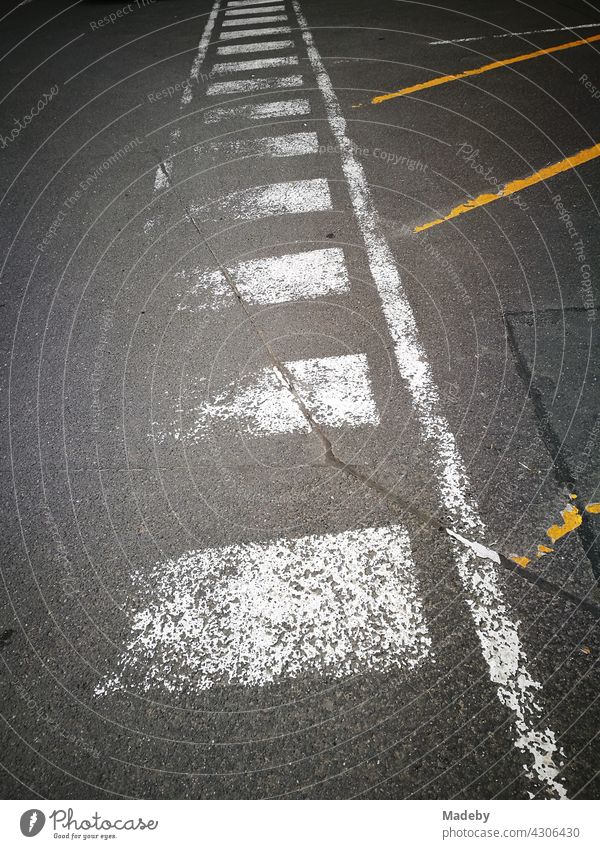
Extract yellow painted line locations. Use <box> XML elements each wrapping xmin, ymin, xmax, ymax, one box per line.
<box><xmin>536</xmin><ymin>544</ymin><xmax>554</xmax><ymax>557</ymax></box>
<box><xmin>372</xmin><ymin>31</ymin><xmax>600</xmax><ymax>104</ymax></box>
<box><xmin>511</xmin><ymin>555</ymin><xmax>531</xmax><ymax>568</ymax></box>
<box><xmin>547</xmin><ymin>505</ymin><xmax>582</xmax><ymax>544</ymax></box>
<box><xmin>585</xmin><ymin>502</ymin><xmax>600</xmax><ymax>513</ymax></box>
<box><xmin>414</xmin><ymin>140</ymin><xmax>600</xmax><ymax>233</ymax></box>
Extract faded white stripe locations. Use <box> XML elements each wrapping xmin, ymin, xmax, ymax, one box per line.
<box><xmin>181</xmin><ymin>0</ymin><xmax>223</xmax><ymax>105</ymax></box>
<box><xmin>203</xmin><ymin>97</ymin><xmax>310</xmax><ymax>122</ymax></box>
<box><xmin>222</xmin><ymin>15</ymin><xmax>287</xmax><ymax>26</ymax></box>
<box><xmin>216</xmin><ymin>39</ymin><xmax>294</xmax><ymax>54</ymax></box>
<box><xmin>179</xmin><ymin>246</ymin><xmax>349</xmax><ymax>311</ymax></box>
<box><xmin>203</xmin><ymin>130</ymin><xmax>319</xmax><ymax>158</ymax></box>
<box><xmin>96</xmin><ymin>525</ymin><xmax>430</xmax><ymax>695</ymax></box>
<box><xmin>228</xmin><ymin>0</ymin><xmax>286</xmax><ymax>5</ymax></box>
<box><xmin>181</xmin><ymin>354</ymin><xmax>379</xmax><ymax>438</ymax></box>
<box><xmin>225</xmin><ymin>4</ymin><xmax>285</xmax><ymax>15</ymax></box>
<box><xmin>189</xmin><ymin>178</ymin><xmax>331</xmax><ymax>224</ymax></box>
<box><xmin>431</xmin><ymin>22</ymin><xmax>600</xmax><ymax>45</ymax></box>
<box><xmin>291</xmin><ymin>0</ymin><xmax>567</xmax><ymax>799</ymax></box>
<box><xmin>212</xmin><ymin>55</ymin><xmax>298</xmax><ymax>73</ymax></box>
<box><xmin>206</xmin><ymin>74</ymin><xmax>302</xmax><ymax>95</ymax></box>
<box><xmin>219</xmin><ymin>25</ymin><xmax>291</xmax><ymax>39</ymax></box>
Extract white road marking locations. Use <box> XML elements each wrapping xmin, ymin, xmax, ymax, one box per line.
<box><xmin>430</xmin><ymin>22</ymin><xmax>600</xmax><ymax>45</ymax></box>
<box><xmin>177</xmin><ymin>354</ymin><xmax>379</xmax><ymax>439</ymax></box>
<box><xmin>222</xmin><ymin>15</ymin><xmax>288</xmax><ymax>26</ymax></box>
<box><xmin>219</xmin><ymin>26</ymin><xmax>291</xmax><ymax>39</ymax></box>
<box><xmin>153</xmin><ymin>158</ymin><xmax>171</xmax><ymax>192</ymax></box>
<box><xmin>181</xmin><ymin>0</ymin><xmax>223</xmax><ymax>105</ymax></box>
<box><xmin>203</xmin><ymin>129</ymin><xmax>319</xmax><ymax>158</ymax></box>
<box><xmin>216</xmin><ymin>39</ymin><xmax>294</xmax><ymax>54</ymax></box>
<box><xmin>228</xmin><ymin>0</ymin><xmax>287</xmax><ymax>6</ymax></box>
<box><xmin>203</xmin><ymin>97</ymin><xmax>310</xmax><ymax>122</ymax></box>
<box><xmin>291</xmin><ymin>0</ymin><xmax>567</xmax><ymax>798</ymax></box>
<box><xmin>212</xmin><ymin>55</ymin><xmax>299</xmax><ymax>73</ymax></box>
<box><xmin>206</xmin><ymin>74</ymin><xmax>303</xmax><ymax>95</ymax></box>
<box><xmin>190</xmin><ymin>178</ymin><xmax>331</xmax><ymax>225</ymax></box>
<box><xmin>225</xmin><ymin>4</ymin><xmax>285</xmax><ymax>15</ymax></box>
<box><xmin>96</xmin><ymin>524</ymin><xmax>430</xmax><ymax>695</ymax></box>
<box><xmin>179</xmin><ymin>246</ymin><xmax>349</xmax><ymax>311</ymax></box>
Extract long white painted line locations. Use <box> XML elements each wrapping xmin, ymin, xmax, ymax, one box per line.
<box><xmin>291</xmin><ymin>0</ymin><xmax>567</xmax><ymax>799</ymax></box>
<box><xmin>181</xmin><ymin>0</ymin><xmax>223</xmax><ymax>106</ymax></box>
<box><xmin>430</xmin><ymin>22</ymin><xmax>600</xmax><ymax>45</ymax></box>
<box><xmin>96</xmin><ymin>525</ymin><xmax>430</xmax><ymax>695</ymax></box>
<box><xmin>203</xmin><ymin>97</ymin><xmax>310</xmax><ymax>122</ymax></box>
<box><xmin>222</xmin><ymin>15</ymin><xmax>288</xmax><ymax>26</ymax></box>
<box><xmin>219</xmin><ymin>25</ymin><xmax>291</xmax><ymax>40</ymax></box>
<box><xmin>189</xmin><ymin>177</ymin><xmax>331</xmax><ymax>224</ymax></box>
<box><xmin>212</xmin><ymin>55</ymin><xmax>299</xmax><ymax>73</ymax></box>
<box><xmin>225</xmin><ymin>4</ymin><xmax>285</xmax><ymax>15</ymax></box>
<box><xmin>183</xmin><ymin>354</ymin><xmax>379</xmax><ymax>439</ymax></box>
<box><xmin>179</xmin><ymin>246</ymin><xmax>349</xmax><ymax>312</ymax></box>
<box><xmin>216</xmin><ymin>39</ymin><xmax>294</xmax><ymax>54</ymax></box>
<box><xmin>203</xmin><ymin>129</ymin><xmax>319</xmax><ymax>158</ymax></box>
<box><xmin>206</xmin><ymin>74</ymin><xmax>303</xmax><ymax>95</ymax></box>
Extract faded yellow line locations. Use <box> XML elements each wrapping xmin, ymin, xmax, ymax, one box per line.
<box><xmin>372</xmin><ymin>31</ymin><xmax>600</xmax><ymax>104</ymax></box>
<box><xmin>414</xmin><ymin>140</ymin><xmax>600</xmax><ymax>233</ymax></box>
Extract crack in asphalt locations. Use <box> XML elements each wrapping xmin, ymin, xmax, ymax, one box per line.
<box><xmin>156</xmin><ymin>160</ymin><xmax>600</xmax><ymax>620</ymax></box>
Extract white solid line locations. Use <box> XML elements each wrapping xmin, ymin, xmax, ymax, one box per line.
<box><xmin>203</xmin><ymin>97</ymin><xmax>310</xmax><ymax>122</ymax></box>
<box><xmin>179</xmin><ymin>245</ymin><xmax>349</xmax><ymax>311</ymax></box>
<box><xmin>183</xmin><ymin>354</ymin><xmax>379</xmax><ymax>438</ymax></box>
<box><xmin>212</xmin><ymin>55</ymin><xmax>298</xmax><ymax>73</ymax></box>
<box><xmin>203</xmin><ymin>129</ymin><xmax>319</xmax><ymax>158</ymax></box>
<box><xmin>222</xmin><ymin>15</ymin><xmax>288</xmax><ymax>26</ymax></box>
<box><xmin>430</xmin><ymin>22</ymin><xmax>600</xmax><ymax>45</ymax></box>
<box><xmin>96</xmin><ymin>525</ymin><xmax>430</xmax><ymax>695</ymax></box>
<box><xmin>189</xmin><ymin>177</ymin><xmax>331</xmax><ymax>224</ymax></box>
<box><xmin>181</xmin><ymin>0</ymin><xmax>223</xmax><ymax>105</ymax></box>
<box><xmin>216</xmin><ymin>39</ymin><xmax>294</xmax><ymax>54</ymax></box>
<box><xmin>219</xmin><ymin>25</ymin><xmax>291</xmax><ymax>39</ymax></box>
<box><xmin>224</xmin><ymin>4</ymin><xmax>285</xmax><ymax>15</ymax></box>
<box><xmin>291</xmin><ymin>0</ymin><xmax>567</xmax><ymax>799</ymax></box>
<box><xmin>206</xmin><ymin>74</ymin><xmax>302</xmax><ymax>95</ymax></box>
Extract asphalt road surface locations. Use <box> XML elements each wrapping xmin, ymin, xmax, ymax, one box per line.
<box><xmin>1</xmin><ymin>0</ymin><xmax>600</xmax><ymax>800</ymax></box>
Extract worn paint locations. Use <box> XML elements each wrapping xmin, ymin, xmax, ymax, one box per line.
<box><xmin>204</xmin><ymin>97</ymin><xmax>310</xmax><ymax>122</ymax></box>
<box><xmin>216</xmin><ymin>39</ymin><xmax>294</xmax><ymax>54</ymax></box>
<box><xmin>212</xmin><ymin>56</ymin><xmax>298</xmax><ymax>73</ymax></box>
<box><xmin>189</xmin><ymin>178</ymin><xmax>331</xmax><ymax>224</ymax></box>
<box><xmin>218</xmin><ymin>26</ymin><xmax>292</xmax><ymax>40</ymax></box>
<box><xmin>204</xmin><ymin>130</ymin><xmax>319</xmax><ymax>159</ymax></box>
<box><xmin>585</xmin><ymin>502</ymin><xmax>600</xmax><ymax>513</ymax></box>
<box><xmin>96</xmin><ymin>525</ymin><xmax>431</xmax><ymax>695</ymax></box>
<box><xmin>222</xmin><ymin>15</ymin><xmax>288</xmax><ymax>26</ymax></box>
<box><xmin>414</xmin><ymin>141</ymin><xmax>600</xmax><ymax>233</ymax></box>
<box><xmin>547</xmin><ymin>504</ymin><xmax>583</xmax><ymax>544</ymax></box>
<box><xmin>511</xmin><ymin>555</ymin><xmax>531</xmax><ymax>568</ymax></box>
<box><xmin>373</xmin><ymin>32</ymin><xmax>600</xmax><ymax>103</ymax></box>
<box><xmin>206</xmin><ymin>74</ymin><xmax>303</xmax><ymax>95</ymax></box>
<box><xmin>430</xmin><ymin>23</ymin><xmax>600</xmax><ymax>45</ymax></box>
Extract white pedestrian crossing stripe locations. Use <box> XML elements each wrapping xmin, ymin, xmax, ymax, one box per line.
<box><xmin>216</xmin><ymin>39</ymin><xmax>294</xmax><ymax>54</ymax></box>
<box><xmin>204</xmin><ymin>130</ymin><xmax>319</xmax><ymax>158</ymax></box>
<box><xmin>190</xmin><ymin>178</ymin><xmax>331</xmax><ymax>223</ymax></box>
<box><xmin>218</xmin><ymin>26</ymin><xmax>292</xmax><ymax>40</ymax></box>
<box><xmin>203</xmin><ymin>97</ymin><xmax>310</xmax><ymax>122</ymax></box>
<box><xmin>212</xmin><ymin>55</ymin><xmax>299</xmax><ymax>73</ymax></box>
<box><xmin>96</xmin><ymin>525</ymin><xmax>431</xmax><ymax>695</ymax></box>
<box><xmin>222</xmin><ymin>15</ymin><xmax>288</xmax><ymax>26</ymax></box>
<box><xmin>206</xmin><ymin>74</ymin><xmax>303</xmax><ymax>95</ymax></box>
<box><xmin>224</xmin><ymin>4</ymin><xmax>286</xmax><ymax>15</ymax></box>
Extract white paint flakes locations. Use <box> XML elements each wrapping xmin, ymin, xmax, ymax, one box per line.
<box><xmin>218</xmin><ymin>26</ymin><xmax>291</xmax><ymax>40</ymax></box>
<box><xmin>228</xmin><ymin>0</ymin><xmax>285</xmax><ymax>5</ymax></box>
<box><xmin>224</xmin><ymin>4</ymin><xmax>285</xmax><ymax>15</ymax></box>
<box><xmin>204</xmin><ymin>130</ymin><xmax>319</xmax><ymax>158</ymax></box>
<box><xmin>189</xmin><ymin>178</ymin><xmax>331</xmax><ymax>224</ymax></box>
<box><xmin>180</xmin><ymin>353</ymin><xmax>379</xmax><ymax>439</ymax></box>
<box><xmin>203</xmin><ymin>97</ymin><xmax>310</xmax><ymax>122</ymax></box>
<box><xmin>212</xmin><ymin>55</ymin><xmax>299</xmax><ymax>73</ymax></box>
<box><xmin>206</xmin><ymin>74</ymin><xmax>303</xmax><ymax>95</ymax></box>
<box><xmin>153</xmin><ymin>159</ymin><xmax>172</xmax><ymax>192</ymax></box>
<box><xmin>180</xmin><ymin>246</ymin><xmax>349</xmax><ymax>311</ymax></box>
<box><xmin>96</xmin><ymin>525</ymin><xmax>431</xmax><ymax>695</ymax></box>
<box><xmin>291</xmin><ymin>0</ymin><xmax>567</xmax><ymax>798</ymax></box>
<box><xmin>216</xmin><ymin>40</ymin><xmax>294</xmax><ymax>54</ymax></box>
<box><xmin>446</xmin><ymin>528</ymin><xmax>500</xmax><ymax>564</ymax></box>
<box><xmin>222</xmin><ymin>15</ymin><xmax>288</xmax><ymax>26</ymax></box>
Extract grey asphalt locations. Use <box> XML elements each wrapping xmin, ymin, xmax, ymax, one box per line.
<box><xmin>1</xmin><ymin>0</ymin><xmax>600</xmax><ymax>800</ymax></box>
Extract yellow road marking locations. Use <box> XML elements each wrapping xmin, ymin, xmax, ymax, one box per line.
<box><xmin>372</xmin><ymin>31</ymin><xmax>600</xmax><ymax>104</ymax></box>
<box><xmin>547</xmin><ymin>505</ymin><xmax>582</xmax><ymax>544</ymax></box>
<box><xmin>511</xmin><ymin>555</ymin><xmax>531</xmax><ymax>568</ymax></box>
<box><xmin>414</xmin><ymin>140</ymin><xmax>600</xmax><ymax>233</ymax></box>
<box><xmin>537</xmin><ymin>544</ymin><xmax>554</xmax><ymax>557</ymax></box>
<box><xmin>585</xmin><ymin>502</ymin><xmax>600</xmax><ymax>513</ymax></box>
